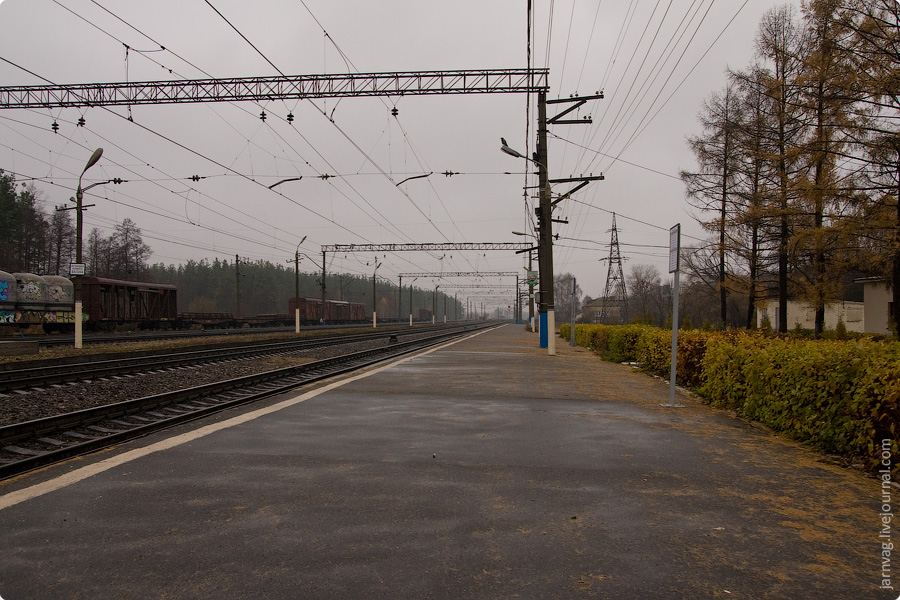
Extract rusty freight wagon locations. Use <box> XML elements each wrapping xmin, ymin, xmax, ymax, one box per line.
<box><xmin>79</xmin><ymin>277</ymin><xmax>177</xmax><ymax>329</ymax></box>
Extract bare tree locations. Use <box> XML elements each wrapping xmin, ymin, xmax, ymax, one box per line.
<box><xmin>47</xmin><ymin>210</ymin><xmax>74</xmax><ymax>276</ymax></box>
<box><xmin>627</xmin><ymin>264</ymin><xmax>663</xmax><ymax>325</ymax></box>
<box><xmin>112</xmin><ymin>218</ymin><xmax>151</xmax><ymax>280</ymax></box>
<box><xmin>553</xmin><ymin>272</ymin><xmax>582</xmax><ymax>323</ymax></box>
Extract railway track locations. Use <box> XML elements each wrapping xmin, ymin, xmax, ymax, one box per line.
<box><xmin>0</xmin><ymin>322</ymin><xmax>497</xmax><ymax>480</ymax></box>
<box><xmin>30</xmin><ymin>322</ymin><xmax>428</xmax><ymax>347</ymax></box>
<box><xmin>0</xmin><ymin>325</ymin><xmax>454</xmax><ymax>393</ymax></box>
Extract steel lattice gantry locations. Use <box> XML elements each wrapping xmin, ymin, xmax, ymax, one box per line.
<box><xmin>0</xmin><ymin>69</ymin><xmax>549</xmax><ymax>109</ymax></box>
<box><xmin>437</xmin><ymin>284</ymin><xmax>516</xmax><ymax>289</ymax></box>
<box><xmin>397</xmin><ymin>272</ymin><xmax>519</xmax><ymax>278</ymax></box>
<box><xmin>324</xmin><ymin>243</ymin><xmax>531</xmax><ymax>253</ymax></box>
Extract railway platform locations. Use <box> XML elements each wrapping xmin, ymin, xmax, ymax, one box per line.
<box><xmin>0</xmin><ymin>324</ymin><xmax>886</xmax><ymax>598</ymax></box>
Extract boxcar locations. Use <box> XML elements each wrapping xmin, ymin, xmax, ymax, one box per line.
<box><xmin>79</xmin><ymin>277</ymin><xmax>177</xmax><ymax>328</ymax></box>
<box><xmin>348</xmin><ymin>301</ymin><xmax>366</xmax><ymax>322</ymax></box>
<box><xmin>289</xmin><ymin>297</ymin><xmax>368</xmax><ymax>324</ymax></box>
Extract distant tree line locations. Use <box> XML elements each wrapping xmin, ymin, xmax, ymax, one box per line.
<box><xmin>0</xmin><ymin>171</ymin><xmax>152</xmax><ymax>280</ymax></box>
<box><xmin>145</xmin><ymin>259</ymin><xmax>461</xmax><ymax>319</ymax></box>
<box><xmin>0</xmin><ymin>172</ymin><xmax>75</xmax><ymax>276</ymax></box>
<box><xmin>680</xmin><ymin>0</ymin><xmax>899</xmax><ymax>336</ymax></box>
<box><xmin>0</xmin><ymin>171</ymin><xmax>463</xmax><ymax>318</ymax></box>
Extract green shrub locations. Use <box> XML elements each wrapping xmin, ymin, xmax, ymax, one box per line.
<box><xmin>636</xmin><ymin>328</ymin><xmax>671</xmax><ymax>376</ymax></box>
<box><xmin>606</xmin><ymin>324</ymin><xmax>652</xmax><ymax>362</ymax></box>
<box><xmin>701</xmin><ymin>333</ymin><xmax>900</xmax><ymax>474</ymax></box>
<box><xmin>677</xmin><ymin>330</ymin><xmax>714</xmax><ymax>388</ymax></box>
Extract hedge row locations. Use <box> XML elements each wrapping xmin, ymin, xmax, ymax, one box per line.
<box><xmin>560</xmin><ymin>323</ymin><xmax>900</xmax><ymax>473</ymax></box>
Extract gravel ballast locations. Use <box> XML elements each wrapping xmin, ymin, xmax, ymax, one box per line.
<box><xmin>0</xmin><ymin>333</ymin><xmax>403</xmax><ymax>427</ymax></box>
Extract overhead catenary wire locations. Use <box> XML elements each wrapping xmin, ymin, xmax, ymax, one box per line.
<box><xmin>203</xmin><ymin>0</ymin><xmax>455</xmax><ymax>245</ymax></box>
<box><xmin>39</xmin><ymin>2</ymin><xmax>445</xmax><ymax>259</ymax></box>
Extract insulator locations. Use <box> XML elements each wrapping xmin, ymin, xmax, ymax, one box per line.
<box><xmin>286</xmin><ymin>112</ymin><xmax>294</xmax><ymax>123</ymax></box>
<box><xmin>112</xmin><ymin>178</ymin><xmax>123</xmax><ymax>184</ymax></box>
<box><xmin>77</xmin><ymin>116</ymin><xmax>86</xmax><ymax>127</ymax></box>
<box><xmin>260</xmin><ymin>110</ymin><xmax>267</xmax><ymax>122</ymax></box>
<box><xmin>51</xmin><ymin>120</ymin><xmax>59</xmax><ymax>133</ymax></box>
<box><xmin>391</xmin><ymin>107</ymin><xmax>398</xmax><ymax>117</ymax></box>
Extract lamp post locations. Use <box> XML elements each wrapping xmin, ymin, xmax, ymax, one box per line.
<box><xmin>293</xmin><ymin>235</ymin><xmax>307</xmax><ymax>333</ymax></box>
<box><xmin>73</xmin><ymin>148</ymin><xmax>103</xmax><ymax>349</ymax></box>
<box><xmin>372</xmin><ymin>261</ymin><xmax>381</xmax><ymax>327</ymax></box>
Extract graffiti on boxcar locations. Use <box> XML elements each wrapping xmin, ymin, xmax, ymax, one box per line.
<box><xmin>0</xmin><ymin>280</ymin><xmax>8</xmax><ymax>302</ymax></box>
<box><xmin>43</xmin><ymin>311</ymin><xmax>78</xmax><ymax>323</ymax></box>
<box><xmin>0</xmin><ymin>310</ymin><xmax>84</xmax><ymax>325</ymax></box>
<box><xmin>17</xmin><ymin>280</ymin><xmax>41</xmax><ymax>300</ymax></box>
<box><xmin>47</xmin><ymin>284</ymin><xmax>65</xmax><ymax>303</ymax></box>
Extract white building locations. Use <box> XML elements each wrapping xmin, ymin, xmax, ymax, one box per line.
<box><xmin>756</xmin><ymin>299</ymin><xmax>866</xmax><ymax>333</ymax></box>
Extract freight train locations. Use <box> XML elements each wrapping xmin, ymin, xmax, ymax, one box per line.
<box><xmin>288</xmin><ymin>297</ymin><xmax>367</xmax><ymax>324</ymax></box>
<box><xmin>0</xmin><ymin>270</ymin><xmax>368</xmax><ymax>333</ymax></box>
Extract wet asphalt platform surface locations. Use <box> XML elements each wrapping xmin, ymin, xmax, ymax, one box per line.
<box><xmin>0</xmin><ymin>324</ymin><xmax>888</xmax><ymax>599</ymax></box>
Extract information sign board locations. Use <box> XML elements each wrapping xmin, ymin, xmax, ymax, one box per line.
<box><xmin>668</xmin><ymin>224</ymin><xmax>680</xmax><ymax>273</ymax></box>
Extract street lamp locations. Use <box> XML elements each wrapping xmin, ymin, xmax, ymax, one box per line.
<box><xmin>73</xmin><ymin>148</ymin><xmax>103</xmax><ymax>349</ymax></box>
<box><xmin>75</xmin><ymin>148</ymin><xmax>103</xmax><ymax>266</ymax></box>
<box><xmin>372</xmin><ymin>261</ymin><xmax>382</xmax><ymax>327</ymax></box>
<box><xmin>293</xmin><ymin>235</ymin><xmax>307</xmax><ymax>333</ymax></box>
<box><xmin>500</xmin><ymin>138</ymin><xmax>546</xmax><ymax>169</ymax></box>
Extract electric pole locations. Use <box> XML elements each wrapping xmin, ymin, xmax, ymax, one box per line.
<box><xmin>235</xmin><ymin>254</ymin><xmax>241</xmax><ymax>318</ymax></box>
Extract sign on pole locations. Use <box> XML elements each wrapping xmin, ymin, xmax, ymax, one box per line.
<box><xmin>663</xmin><ymin>224</ymin><xmax>684</xmax><ymax>408</ymax></box>
<box><xmin>69</xmin><ymin>263</ymin><xmax>86</xmax><ymax>276</ymax></box>
<box><xmin>668</xmin><ymin>224</ymin><xmax>680</xmax><ymax>274</ymax></box>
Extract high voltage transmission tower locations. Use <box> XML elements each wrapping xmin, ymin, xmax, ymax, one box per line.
<box><xmin>600</xmin><ymin>213</ymin><xmax>628</xmax><ymax>325</ymax></box>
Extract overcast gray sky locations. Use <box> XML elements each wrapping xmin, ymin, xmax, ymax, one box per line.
<box><xmin>0</xmin><ymin>0</ymin><xmax>802</xmax><ymax>308</ymax></box>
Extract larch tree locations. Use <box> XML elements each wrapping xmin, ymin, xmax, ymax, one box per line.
<box><xmin>844</xmin><ymin>0</ymin><xmax>900</xmax><ymax>331</ymax></box>
<box><xmin>755</xmin><ymin>4</ymin><xmax>808</xmax><ymax>332</ymax></box>
<box><xmin>792</xmin><ymin>0</ymin><xmax>864</xmax><ymax>337</ymax></box>
<box><xmin>681</xmin><ymin>81</ymin><xmax>743</xmax><ymax>327</ymax></box>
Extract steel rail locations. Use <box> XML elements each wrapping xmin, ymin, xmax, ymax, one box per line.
<box><xmin>30</xmin><ymin>323</ymin><xmax>422</xmax><ymax>348</ymax></box>
<box><xmin>0</xmin><ymin>326</ymin><xmax>452</xmax><ymax>391</ymax></box>
<box><xmin>0</xmin><ymin>323</ymin><xmax>498</xmax><ymax>480</ymax></box>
